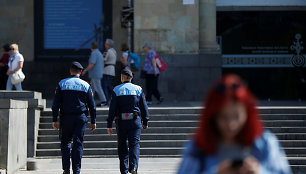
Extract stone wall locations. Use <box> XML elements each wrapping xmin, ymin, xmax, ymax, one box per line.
<box><xmin>0</xmin><ymin>0</ymin><xmax>34</xmax><ymax>61</ymax></box>
<box><xmin>134</xmin><ymin>0</ymin><xmax>199</xmax><ymax>54</ymax></box>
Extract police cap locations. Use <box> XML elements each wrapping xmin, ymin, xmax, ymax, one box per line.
<box><xmin>121</xmin><ymin>67</ymin><xmax>133</xmax><ymax>78</ymax></box>
<box><xmin>71</xmin><ymin>61</ymin><xmax>84</xmax><ymax>70</ymax></box>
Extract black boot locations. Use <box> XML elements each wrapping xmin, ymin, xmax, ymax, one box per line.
<box><xmin>130</xmin><ymin>169</ymin><xmax>137</xmax><ymax>174</ymax></box>
<box><xmin>63</xmin><ymin>170</ymin><xmax>70</xmax><ymax>174</ymax></box>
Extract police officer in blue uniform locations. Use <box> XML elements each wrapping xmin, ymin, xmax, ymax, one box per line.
<box><xmin>107</xmin><ymin>67</ymin><xmax>149</xmax><ymax>174</ymax></box>
<box><xmin>52</xmin><ymin>61</ymin><xmax>96</xmax><ymax>174</ymax></box>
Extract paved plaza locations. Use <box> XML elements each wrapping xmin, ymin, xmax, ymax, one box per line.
<box><xmin>15</xmin><ymin>158</ymin><xmax>181</xmax><ymax>174</ymax></box>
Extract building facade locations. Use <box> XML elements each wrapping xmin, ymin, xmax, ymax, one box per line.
<box><xmin>0</xmin><ymin>0</ymin><xmax>305</xmax><ymax>100</ymax></box>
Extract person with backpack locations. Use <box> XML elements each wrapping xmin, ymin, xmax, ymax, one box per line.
<box><xmin>142</xmin><ymin>42</ymin><xmax>164</xmax><ymax>105</ymax></box>
<box><xmin>120</xmin><ymin>43</ymin><xmax>141</xmax><ymax>72</ymax></box>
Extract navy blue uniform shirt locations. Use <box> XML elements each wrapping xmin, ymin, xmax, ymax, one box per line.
<box><xmin>52</xmin><ymin>75</ymin><xmax>96</xmax><ymax>124</ymax></box>
<box><xmin>107</xmin><ymin>81</ymin><xmax>149</xmax><ymax>128</ymax></box>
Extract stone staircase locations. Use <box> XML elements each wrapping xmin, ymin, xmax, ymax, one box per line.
<box><xmin>36</xmin><ymin>107</ymin><xmax>306</xmax><ymax>173</ymax></box>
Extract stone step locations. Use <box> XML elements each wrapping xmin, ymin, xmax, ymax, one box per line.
<box><xmin>284</xmin><ymin>148</ymin><xmax>306</xmax><ymax>157</ymax></box>
<box><xmin>258</xmin><ymin>107</ymin><xmax>306</xmax><ymax>114</ymax></box>
<box><xmin>40</xmin><ymin>108</ymin><xmax>202</xmax><ymax>116</ymax></box>
<box><xmin>39</xmin><ymin>114</ymin><xmax>201</xmax><ymax>122</ymax></box>
<box><xmin>266</xmin><ymin>127</ymin><xmax>306</xmax><ymax>133</ymax></box>
<box><xmin>38</xmin><ymin>133</ymin><xmax>306</xmax><ymax>143</ymax></box>
<box><xmin>37</xmin><ymin>140</ymin><xmax>188</xmax><ymax>149</ymax></box>
<box><xmin>39</xmin><ymin>127</ymin><xmax>306</xmax><ymax>135</ymax></box>
<box><xmin>260</xmin><ymin>114</ymin><xmax>306</xmax><ymax>120</ymax></box>
<box><xmin>291</xmin><ymin>166</ymin><xmax>306</xmax><ymax>174</ymax></box>
<box><xmin>39</xmin><ymin>121</ymin><xmax>199</xmax><ymax>129</ymax></box>
<box><xmin>263</xmin><ymin>120</ymin><xmax>306</xmax><ymax>127</ymax></box>
<box><xmin>38</xmin><ymin>127</ymin><xmax>196</xmax><ymax>135</ymax></box>
<box><xmin>288</xmin><ymin>158</ymin><xmax>306</xmax><ymax>165</ymax></box>
<box><xmin>40</xmin><ymin>107</ymin><xmax>306</xmax><ymax>117</ymax></box>
<box><xmin>280</xmin><ymin>141</ymin><xmax>306</xmax><ymax>147</ymax></box>
<box><xmin>0</xmin><ymin>91</ymin><xmax>42</xmax><ymax>99</ymax></box>
<box><xmin>275</xmin><ymin>133</ymin><xmax>306</xmax><ymax>140</ymax></box>
<box><xmin>38</xmin><ymin>133</ymin><xmax>192</xmax><ymax>142</ymax></box>
<box><xmin>39</xmin><ymin>120</ymin><xmax>306</xmax><ymax>129</ymax></box>
<box><xmin>39</xmin><ymin>114</ymin><xmax>306</xmax><ymax>123</ymax></box>
<box><xmin>36</xmin><ymin>140</ymin><xmax>306</xmax><ymax>150</ymax></box>
<box><xmin>35</xmin><ymin>147</ymin><xmax>306</xmax><ymax>157</ymax></box>
<box><xmin>36</xmin><ymin>147</ymin><xmax>183</xmax><ymax>157</ymax></box>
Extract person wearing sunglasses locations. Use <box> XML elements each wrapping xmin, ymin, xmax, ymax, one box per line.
<box><xmin>6</xmin><ymin>43</ymin><xmax>24</xmax><ymax>90</ymax></box>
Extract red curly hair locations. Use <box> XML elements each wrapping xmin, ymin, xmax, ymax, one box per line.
<box><xmin>195</xmin><ymin>74</ymin><xmax>263</xmax><ymax>155</ymax></box>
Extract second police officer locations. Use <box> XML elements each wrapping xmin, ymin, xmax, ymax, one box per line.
<box><xmin>52</xmin><ymin>61</ymin><xmax>96</xmax><ymax>174</ymax></box>
<box><xmin>107</xmin><ymin>67</ymin><xmax>149</xmax><ymax>174</ymax></box>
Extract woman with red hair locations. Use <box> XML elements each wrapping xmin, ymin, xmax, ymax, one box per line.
<box><xmin>178</xmin><ymin>75</ymin><xmax>291</xmax><ymax>174</ymax></box>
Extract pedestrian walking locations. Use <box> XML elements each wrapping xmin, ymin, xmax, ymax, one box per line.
<box><xmin>52</xmin><ymin>61</ymin><xmax>97</xmax><ymax>174</ymax></box>
<box><xmin>142</xmin><ymin>42</ymin><xmax>163</xmax><ymax>105</ymax></box>
<box><xmin>6</xmin><ymin>43</ymin><xmax>24</xmax><ymax>91</ymax></box>
<box><xmin>107</xmin><ymin>67</ymin><xmax>149</xmax><ymax>174</ymax></box>
<box><xmin>120</xmin><ymin>52</ymin><xmax>129</xmax><ymax>68</ymax></box>
<box><xmin>82</xmin><ymin>42</ymin><xmax>107</xmax><ymax>106</ymax></box>
<box><xmin>102</xmin><ymin>38</ymin><xmax>117</xmax><ymax>104</ymax></box>
<box><xmin>177</xmin><ymin>74</ymin><xmax>292</xmax><ymax>174</ymax></box>
<box><xmin>0</xmin><ymin>44</ymin><xmax>10</xmax><ymax>90</ymax></box>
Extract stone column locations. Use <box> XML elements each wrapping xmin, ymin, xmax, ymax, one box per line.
<box><xmin>0</xmin><ymin>99</ymin><xmax>28</xmax><ymax>174</ymax></box>
<box><xmin>199</xmin><ymin>0</ymin><xmax>220</xmax><ymax>52</ymax></box>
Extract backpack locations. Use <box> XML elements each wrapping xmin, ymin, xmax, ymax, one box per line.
<box><xmin>127</xmin><ymin>51</ymin><xmax>141</xmax><ymax>71</ymax></box>
<box><xmin>154</xmin><ymin>54</ymin><xmax>167</xmax><ymax>72</ymax></box>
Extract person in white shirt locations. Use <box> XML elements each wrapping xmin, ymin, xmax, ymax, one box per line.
<box><xmin>6</xmin><ymin>43</ymin><xmax>24</xmax><ymax>91</ymax></box>
<box><xmin>102</xmin><ymin>39</ymin><xmax>117</xmax><ymax>104</ymax></box>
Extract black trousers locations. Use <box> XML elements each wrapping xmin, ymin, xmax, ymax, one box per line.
<box><xmin>145</xmin><ymin>74</ymin><xmax>161</xmax><ymax>101</ymax></box>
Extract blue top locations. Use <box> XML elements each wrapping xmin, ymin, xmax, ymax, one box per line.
<box><xmin>178</xmin><ymin>130</ymin><xmax>292</xmax><ymax>174</ymax></box>
<box><xmin>52</xmin><ymin>76</ymin><xmax>96</xmax><ymax>124</ymax></box>
<box><xmin>107</xmin><ymin>82</ymin><xmax>149</xmax><ymax>129</ymax></box>
<box><xmin>88</xmin><ymin>49</ymin><xmax>104</xmax><ymax>79</ymax></box>
<box><xmin>142</xmin><ymin>49</ymin><xmax>160</xmax><ymax>75</ymax></box>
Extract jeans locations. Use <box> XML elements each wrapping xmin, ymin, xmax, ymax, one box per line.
<box><xmin>145</xmin><ymin>74</ymin><xmax>161</xmax><ymax>101</ymax></box>
<box><xmin>91</xmin><ymin>78</ymin><xmax>106</xmax><ymax>103</ymax></box>
<box><xmin>6</xmin><ymin>76</ymin><xmax>22</xmax><ymax>91</ymax></box>
<box><xmin>102</xmin><ymin>74</ymin><xmax>114</xmax><ymax>103</ymax></box>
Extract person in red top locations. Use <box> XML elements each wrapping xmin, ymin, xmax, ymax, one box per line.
<box><xmin>0</xmin><ymin>44</ymin><xmax>10</xmax><ymax>90</ymax></box>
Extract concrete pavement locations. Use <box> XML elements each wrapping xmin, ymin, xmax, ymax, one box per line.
<box><xmin>15</xmin><ymin>158</ymin><xmax>181</xmax><ymax>174</ymax></box>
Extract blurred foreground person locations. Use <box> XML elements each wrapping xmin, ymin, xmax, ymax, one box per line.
<box><xmin>178</xmin><ymin>75</ymin><xmax>292</xmax><ymax>174</ymax></box>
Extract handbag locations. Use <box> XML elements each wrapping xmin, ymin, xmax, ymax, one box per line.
<box><xmin>10</xmin><ymin>69</ymin><xmax>25</xmax><ymax>84</ymax></box>
<box><xmin>154</xmin><ymin>55</ymin><xmax>167</xmax><ymax>72</ymax></box>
